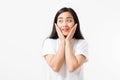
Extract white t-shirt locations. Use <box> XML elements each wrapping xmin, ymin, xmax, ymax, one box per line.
<box><xmin>41</xmin><ymin>38</ymin><xmax>88</xmax><ymax>80</ymax></box>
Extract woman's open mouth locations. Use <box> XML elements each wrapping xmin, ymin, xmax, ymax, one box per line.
<box><xmin>62</xmin><ymin>29</ymin><xmax>69</xmax><ymax>32</ymax></box>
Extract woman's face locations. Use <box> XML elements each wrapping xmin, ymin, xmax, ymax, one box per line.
<box><xmin>57</xmin><ymin>12</ymin><xmax>75</xmax><ymax>36</ymax></box>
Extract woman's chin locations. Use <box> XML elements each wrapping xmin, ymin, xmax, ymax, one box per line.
<box><xmin>63</xmin><ymin>32</ymin><xmax>69</xmax><ymax>37</ymax></box>
<box><xmin>63</xmin><ymin>34</ymin><xmax>68</xmax><ymax>38</ymax></box>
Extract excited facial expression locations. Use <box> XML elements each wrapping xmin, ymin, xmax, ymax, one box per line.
<box><xmin>57</xmin><ymin>12</ymin><xmax>75</xmax><ymax>36</ymax></box>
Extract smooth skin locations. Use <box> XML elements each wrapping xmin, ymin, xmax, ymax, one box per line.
<box><xmin>44</xmin><ymin>12</ymin><xmax>86</xmax><ymax>72</ymax></box>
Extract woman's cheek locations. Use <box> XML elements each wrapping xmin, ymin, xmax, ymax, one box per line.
<box><xmin>70</xmin><ymin>25</ymin><xmax>74</xmax><ymax>29</ymax></box>
<box><xmin>57</xmin><ymin>23</ymin><xmax>62</xmax><ymax>28</ymax></box>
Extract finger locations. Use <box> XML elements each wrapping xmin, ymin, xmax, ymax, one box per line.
<box><xmin>55</xmin><ymin>23</ymin><xmax>60</xmax><ymax>33</ymax></box>
<box><xmin>67</xmin><ymin>24</ymin><xmax>77</xmax><ymax>38</ymax></box>
<box><xmin>73</xmin><ymin>23</ymin><xmax>77</xmax><ymax>31</ymax></box>
<box><xmin>55</xmin><ymin>23</ymin><xmax>57</xmax><ymax>28</ymax></box>
<box><xmin>70</xmin><ymin>24</ymin><xmax>77</xmax><ymax>32</ymax></box>
<box><xmin>55</xmin><ymin>23</ymin><xmax>58</xmax><ymax>30</ymax></box>
<box><xmin>55</xmin><ymin>23</ymin><xmax>64</xmax><ymax>39</ymax></box>
<box><xmin>71</xmin><ymin>23</ymin><xmax>77</xmax><ymax>33</ymax></box>
<box><xmin>74</xmin><ymin>23</ymin><xmax>77</xmax><ymax>28</ymax></box>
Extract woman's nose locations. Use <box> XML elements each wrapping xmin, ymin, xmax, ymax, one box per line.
<box><xmin>62</xmin><ymin>21</ymin><xmax>67</xmax><ymax>27</ymax></box>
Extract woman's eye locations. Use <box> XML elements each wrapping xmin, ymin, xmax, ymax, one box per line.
<box><xmin>67</xmin><ymin>20</ymin><xmax>72</xmax><ymax>23</ymax></box>
<box><xmin>58</xmin><ymin>20</ymin><xmax>63</xmax><ymax>23</ymax></box>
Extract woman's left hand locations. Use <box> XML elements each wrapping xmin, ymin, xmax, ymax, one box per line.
<box><xmin>66</xmin><ymin>24</ymin><xmax>77</xmax><ymax>42</ymax></box>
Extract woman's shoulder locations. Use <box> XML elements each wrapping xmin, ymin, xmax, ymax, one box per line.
<box><xmin>73</xmin><ymin>39</ymin><xmax>88</xmax><ymax>46</ymax></box>
<box><xmin>74</xmin><ymin>39</ymin><xmax>87</xmax><ymax>42</ymax></box>
<box><xmin>44</xmin><ymin>38</ymin><xmax>58</xmax><ymax>43</ymax></box>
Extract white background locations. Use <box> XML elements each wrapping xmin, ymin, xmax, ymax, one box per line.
<box><xmin>0</xmin><ymin>0</ymin><xmax>120</xmax><ymax>80</ymax></box>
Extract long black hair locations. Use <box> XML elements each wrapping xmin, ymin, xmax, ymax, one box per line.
<box><xmin>49</xmin><ymin>7</ymin><xmax>84</xmax><ymax>39</ymax></box>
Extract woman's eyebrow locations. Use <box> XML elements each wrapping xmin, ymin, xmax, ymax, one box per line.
<box><xmin>58</xmin><ymin>17</ymin><xmax>72</xmax><ymax>19</ymax></box>
<box><xmin>66</xmin><ymin>17</ymin><xmax>72</xmax><ymax>19</ymax></box>
<box><xmin>58</xmin><ymin>17</ymin><xmax>63</xmax><ymax>19</ymax></box>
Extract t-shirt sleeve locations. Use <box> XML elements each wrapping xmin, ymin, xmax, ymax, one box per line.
<box><xmin>41</xmin><ymin>39</ymin><xmax>56</xmax><ymax>57</ymax></box>
<box><xmin>74</xmin><ymin>40</ymin><xmax>88</xmax><ymax>61</ymax></box>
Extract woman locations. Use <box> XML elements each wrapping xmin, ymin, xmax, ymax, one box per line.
<box><xmin>42</xmin><ymin>7</ymin><xmax>88</xmax><ymax>80</ymax></box>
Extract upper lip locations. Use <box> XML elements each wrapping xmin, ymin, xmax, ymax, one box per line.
<box><xmin>62</xmin><ymin>28</ymin><xmax>69</xmax><ymax>30</ymax></box>
<box><xmin>62</xmin><ymin>29</ymin><xmax>69</xmax><ymax>30</ymax></box>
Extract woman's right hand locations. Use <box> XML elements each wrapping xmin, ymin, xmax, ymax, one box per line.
<box><xmin>55</xmin><ymin>23</ymin><xmax>65</xmax><ymax>42</ymax></box>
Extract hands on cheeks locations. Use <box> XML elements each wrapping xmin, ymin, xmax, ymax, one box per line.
<box><xmin>55</xmin><ymin>23</ymin><xmax>65</xmax><ymax>41</ymax></box>
<box><xmin>55</xmin><ymin>23</ymin><xmax>77</xmax><ymax>42</ymax></box>
<box><xmin>66</xmin><ymin>24</ymin><xmax>77</xmax><ymax>42</ymax></box>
